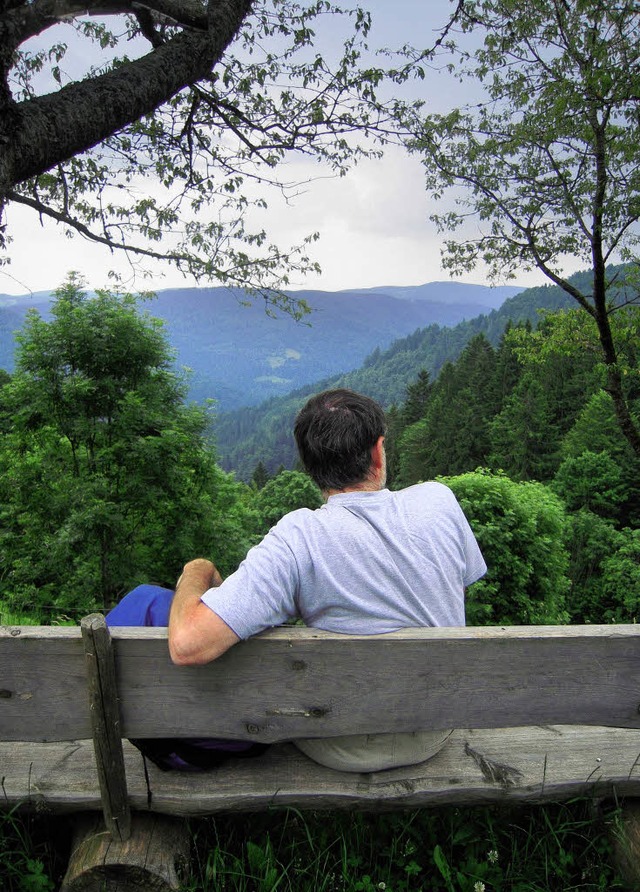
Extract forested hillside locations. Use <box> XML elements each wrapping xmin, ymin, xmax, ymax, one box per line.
<box><xmin>217</xmin><ymin>265</ymin><xmax>639</xmax><ymax>629</ymax></box>
<box><xmin>0</xmin><ymin>281</ymin><xmax>521</xmax><ymax>411</ymax></box>
<box><xmin>216</xmin><ymin>273</ymin><xmax>580</xmax><ymax>478</ymax></box>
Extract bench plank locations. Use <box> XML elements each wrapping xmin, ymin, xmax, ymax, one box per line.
<box><xmin>0</xmin><ymin>626</ymin><xmax>89</xmax><ymax>740</ymax></box>
<box><xmin>108</xmin><ymin>624</ymin><xmax>640</xmax><ymax>739</ymax></box>
<box><xmin>3</xmin><ymin>624</ymin><xmax>640</xmax><ymax>742</ymax></box>
<box><xmin>3</xmin><ymin>727</ymin><xmax>640</xmax><ymax>814</ymax></box>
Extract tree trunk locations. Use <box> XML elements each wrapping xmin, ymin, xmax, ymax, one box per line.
<box><xmin>0</xmin><ymin>0</ymin><xmax>254</xmax><ymax>197</ymax></box>
<box><xmin>594</xmin><ymin>301</ymin><xmax>640</xmax><ymax>459</ymax></box>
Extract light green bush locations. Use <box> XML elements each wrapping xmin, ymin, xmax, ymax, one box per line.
<box><xmin>443</xmin><ymin>470</ymin><xmax>570</xmax><ymax>626</ymax></box>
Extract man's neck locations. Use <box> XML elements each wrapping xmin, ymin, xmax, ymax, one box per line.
<box><xmin>324</xmin><ymin>479</ymin><xmax>384</xmax><ymax>499</ymax></box>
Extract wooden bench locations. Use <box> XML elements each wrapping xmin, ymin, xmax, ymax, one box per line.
<box><xmin>3</xmin><ymin>616</ymin><xmax>640</xmax><ymax>890</ymax></box>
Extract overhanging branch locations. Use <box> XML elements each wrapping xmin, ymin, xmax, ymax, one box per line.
<box><xmin>0</xmin><ymin>0</ymin><xmax>207</xmax><ymax>51</ymax></box>
<box><xmin>9</xmin><ymin>188</ymin><xmax>195</xmax><ymax>263</ymax></box>
<box><xmin>1</xmin><ymin>0</ymin><xmax>254</xmax><ymax>195</ymax></box>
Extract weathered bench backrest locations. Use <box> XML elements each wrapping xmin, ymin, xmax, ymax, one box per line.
<box><xmin>3</xmin><ymin>621</ymin><xmax>640</xmax><ymax>743</ymax></box>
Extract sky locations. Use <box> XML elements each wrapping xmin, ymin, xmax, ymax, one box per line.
<box><xmin>1</xmin><ymin>0</ymin><xmax>549</xmax><ymax>298</ymax></box>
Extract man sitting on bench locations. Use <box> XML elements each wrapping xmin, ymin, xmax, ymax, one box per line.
<box><xmin>165</xmin><ymin>388</ymin><xmax>486</xmax><ymax>772</ymax></box>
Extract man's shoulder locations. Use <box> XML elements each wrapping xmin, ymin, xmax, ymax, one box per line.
<box><xmin>396</xmin><ymin>480</ymin><xmax>455</xmax><ymax>503</ymax></box>
<box><xmin>392</xmin><ymin>481</ymin><xmax>462</xmax><ymax>522</ymax></box>
<box><xmin>273</xmin><ymin>505</ymin><xmax>325</xmax><ymax>532</ymax></box>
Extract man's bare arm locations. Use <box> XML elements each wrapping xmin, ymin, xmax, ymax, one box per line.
<box><xmin>168</xmin><ymin>558</ymin><xmax>240</xmax><ymax>666</ymax></box>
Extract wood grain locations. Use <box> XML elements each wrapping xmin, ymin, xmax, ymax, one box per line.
<box><xmin>4</xmin><ymin>624</ymin><xmax>640</xmax><ymax>743</ymax></box>
<box><xmin>3</xmin><ymin>726</ymin><xmax>640</xmax><ymax>815</ymax></box>
<box><xmin>81</xmin><ymin>614</ymin><xmax>130</xmax><ymax>841</ymax></box>
<box><xmin>61</xmin><ymin>812</ymin><xmax>189</xmax><ymax>891</ymax></box>
<box><xmin>0</xmin><ymin>626</ymin><xmax>89</xmax><ymax>740</ymax></box>
<box><xmin>112</xmin><ymin>625</ymin><xmax>640</xmax><ymax>740</ymax></box>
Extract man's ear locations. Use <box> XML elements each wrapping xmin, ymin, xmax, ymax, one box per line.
<box><xmin>370</xmin><ymin>435</ymin><xmax>385</xmax><ymax>471</ymax></box>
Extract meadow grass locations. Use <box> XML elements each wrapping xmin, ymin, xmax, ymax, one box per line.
<box><xmin>0</xmin><ymin>609</ymin><xmax>42</xmax><ymax>625</ymax></box>
<box><xmin>0</xmin><ymin>809</ymin><xmax>64</xmax><ymax>891</ymax></box>
<box><xmin>0</xmin><ymin>799</ymin><xmax>630</xmax><ymax>891</ymax></box>
<box><xmin>183</xmin><ymin>802</ymin><xmax>628</xmax><ymax>892</ymax></box>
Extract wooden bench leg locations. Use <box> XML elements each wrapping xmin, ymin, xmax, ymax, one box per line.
<box><xmin>61</xmin><ymin>812</ymin><xmax>191</xmax><ymax>892</ymax></box>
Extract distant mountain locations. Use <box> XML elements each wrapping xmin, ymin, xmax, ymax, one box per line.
<box><xmin>0</xmin><ymin>292</ymin><xmax>50</xmax><ymax>366</ymax></box>
<box><xmin>338</xmin><ymin>281</ymin><xmax>518</xmax><ymax>309</ymax></box>
<box><xmin>0</xmin><ymin>281</ymin><xmax>523</xmax><ymax>411</ymax></box>
<box><xmin>215</xmin><ymin>277</ymin><xmax>582</xmax><ymax>479</ymax></box>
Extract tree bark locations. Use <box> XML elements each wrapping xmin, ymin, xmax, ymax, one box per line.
<box><xmin>603</xmin><ymin>356</ymin><xmax>640</xmax><ymax>458</ymax></box>
<box><xmin>590</xmin><ymin>122</ymin><xmax>640</xmax><ymax>459</ymax></box>
<box><xmin>0</xmin><ymin>0</ymin><xmax>254</xmax><ymax>199</ymax></box>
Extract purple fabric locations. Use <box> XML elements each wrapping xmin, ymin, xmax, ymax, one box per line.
<box><xmin>106</xmin><ymin>584</ymin><xmax>174</xmax><ymax>626</ymax></box>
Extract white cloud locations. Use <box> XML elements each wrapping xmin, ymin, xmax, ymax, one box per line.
<box><xmin>1</xmin><ymin>143</ymin><xmax>549</xmax><ymax>297</ymax></box>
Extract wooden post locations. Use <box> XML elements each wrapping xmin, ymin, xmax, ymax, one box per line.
<box><xmin>61</xmin><ymin>812</ymin><xmax>191</xmax><ymax>892</ymax></box>
<box><xmin>81</xmin><ymin>613</ymin><xmax>131</xmax><ymax>842</ymax></box>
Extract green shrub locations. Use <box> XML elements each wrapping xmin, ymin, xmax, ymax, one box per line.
<box><xmin>253</xmin><ymin>470</ymin><xmax>323</xmax><ymax>535</ymax></box>
<box><xmin>600</xmin><ymin>528</ymin><xmax>640</xmax><ymax>623</ymax></box>
<box><xmin>444</xmin><ymin>470</ymin><xmax>570</xmax><ymax>626</ymax></box>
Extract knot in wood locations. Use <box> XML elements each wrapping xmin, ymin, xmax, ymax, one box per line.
<box><xmin>0</xmin><ymin>689</ymin><xmax>12</xmax><ymax>698</ymax></box>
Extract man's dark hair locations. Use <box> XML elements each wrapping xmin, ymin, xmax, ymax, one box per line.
<box><xmin>294</xmin><ymin>389</ymin><xmax>386</xmax><ymax>491</ymax></box>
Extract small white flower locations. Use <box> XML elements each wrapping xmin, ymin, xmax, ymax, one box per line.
<box><xmin>474</xmin><ymin>883</ymin><xmax>486</xmax><ymax>892</ymax></box>
<box><xmin>488</xmin><ymin>849</ymin><xmax>499</xmax><ymax>863</ymax></box>
<box><xmin>378</xmin><ymin>884</ymin><xmax>386</xmax><ymax>890</ymax></box>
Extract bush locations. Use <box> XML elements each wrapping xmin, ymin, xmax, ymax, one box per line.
<box><xmin>601</xmin><ymin>528</ymin><xmax>640</xmax><ymax>623</ymax></box>
<box><xmin>253</xmin><ymin>470</ymin><xmax>323</xmax><ymax>534</ymax></box>
<box><xmin>443</xmin><ymin>470</ymin><xmax>570</xmax><ymax>626</ymax></box>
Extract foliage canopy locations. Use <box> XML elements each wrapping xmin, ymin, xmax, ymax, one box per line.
<box><xmin>404</xmin><ymin>0</ymin><xmax>640</xmax><ymax>455</ymax></box>
<box><xmin>445</xmin><ymin>469</ymin><xmax>570</xmax><ymax>626</ymax></box>
<box><xmin>0</xmin><ymin>276</ymin><xmax>255</xmax><ymax>615</ymax></box>
<box><xmin>0</xmin><ymin>0</ymin><xmax>424</xmax><ymax>306</ymax></box>
<box><xmin>253</xmin><ymin>469</ymin><xmax>322</xmax><ymax>534</ymax></box>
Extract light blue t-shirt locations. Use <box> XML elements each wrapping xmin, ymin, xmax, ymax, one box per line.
<box><xmin>201</xmin><ymin>482</ymin><xmax>486</xmax><ymax>637</ymax></box>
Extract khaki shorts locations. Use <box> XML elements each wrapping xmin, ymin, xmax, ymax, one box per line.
<box><xmin>293</xmin><ymin>729</ymin><xmax>452</xmax><ymax>772</ymax></box>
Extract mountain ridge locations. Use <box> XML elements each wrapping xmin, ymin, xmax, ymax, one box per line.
<box><xmin>0</xmin><ymin>281</ymin><xmax>523</xmax><ymax>411</ymax></box>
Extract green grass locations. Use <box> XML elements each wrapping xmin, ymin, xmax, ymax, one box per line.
<box><xmin>0</xmin><ymin>800</ymin><xmax>629</xmax><ymax>891</ymax></box>
<box><xmin>0</xmin><ymin>809</ymin><xmax>66</xmax><ymax>891</ymax></box>
<box><xmin>0</xmin><ymin>608</ymin><xmax>75</xmax><ymax>626</ymax></box>
<box><xmin>0</xmin><ymin>609</ymin><xmax>42</xmax><ymax>625</ymax></box>
<box><xmin>183</xmin><ymin>802</ymin><xmax>627</xmax><ymax>892</ymax></box>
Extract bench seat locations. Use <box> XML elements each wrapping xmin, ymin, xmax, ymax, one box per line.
<box><xmin>4</xmin><ymin>725</ymin><xmax>640</xmax><ymax>816</ymax></box>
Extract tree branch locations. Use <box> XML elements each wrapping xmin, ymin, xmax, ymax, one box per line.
<box><xmin>133</xmin><ymin>0</ymin><xmax>207</xmax><ymax>30</ymax></box>
<box><xmin>0</xmin><ymin>0</ymin><xmax>207</xmax><ymax>52</ymax></box>
<box><xmin>8</xmin><ymin>187</ymin><xmax>319</xmax><ymax>306</ymax></box>
<box><xmin>1</xmin><ymin>0</ymin><xmax>254</xmax><ymax>196</ymax></box>
<box><xmin>9</xmin><ymin>187</ymin><xmax>196</xmax><ymax>261</ymax></box>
